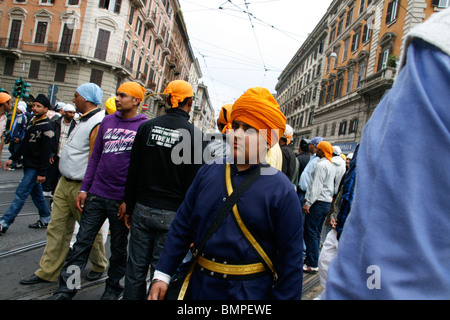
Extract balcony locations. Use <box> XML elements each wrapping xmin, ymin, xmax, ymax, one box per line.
<box><xmin>130</xmin><ymin>0</ymin><xmax>145</xmax><ymax>9</ymax></box>
<box><xmin>357</xmin><ymin>67</ymin><xmax>396</xmax><ymax>99</ymax></box>
<box><xmin>154</xmin><ymin>35</ymin><xmax>164</xmax><ymax>44</ymax></box>
<box><xmin>0</xmin><ymin>38</ymin><xmax>23</xmax><ymax>57</ymax></box>
<box><xmin>144</xmin><ymin>15</ymin><xmax>156</xmax><ymax>28</ymax></box>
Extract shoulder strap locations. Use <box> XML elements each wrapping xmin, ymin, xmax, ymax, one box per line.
<box><xmin>225</xmin><ymin>163</ymin><xmax>277</xmax><ymax>280</ymax></box>
<box><xmin>193</xmin><ymin>163</ymin><xmax>262</xmax><ymax>256</ymax></box>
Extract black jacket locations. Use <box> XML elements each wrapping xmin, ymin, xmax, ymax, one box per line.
<box><xmin>10</xmin><ymin>116</ymin><xmax>54</xmax><ymax>176</ymax></box>
<box><xmin>124</xmin><ymin>108</ymin><xmax>207</xmax><ymax>214</ymax></box>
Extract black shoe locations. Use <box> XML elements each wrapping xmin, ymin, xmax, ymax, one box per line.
<box><xmin>0</xmin><ymin>225</ymin><xmax>8</xmax><ymax>235</ymax></box>
<box><xmin>85</xmin><ymin>270</ymin><xmax>104</xmax><ymax>281</ymax></box>
<box><xmin>29</xmin><ymin>220</ymin><xmax>48</xmax><ymax>229</ymax></box>
<box><xmin>20</xmin><ymin>274</ymin><xmax>50</xmax><ymax>285</ymax></box>
<box><xmin>100</xmin><ymin>288</ymin><xmax>122</xmax><ymax>300</ymax></box>
<box><xmin>45</xmin><ymin>292</ymin><xmax>71</xmax><ymax>300</ymax></box>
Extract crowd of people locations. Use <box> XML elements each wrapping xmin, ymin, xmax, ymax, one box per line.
<box><xmin>0</xmin><ymin>7</ymin><xmax>449</xmax><ymax>300</ymax></box>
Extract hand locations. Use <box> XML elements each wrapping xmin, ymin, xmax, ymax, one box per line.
<box><xmin>3</xmin><ymin>160</ymin><xmax>12</xmax><ymax>170</ymax></box>
<box><xmin>118</xmin><ymin>202</ymin><xmax>126</xmax><ymax>221</ymax></box>
<box><xmin>36</xmin><ymin>175</ymin><xmax>46</xmax><ymax>184</ymax></box>
<box><xmin>76</xmin><ymin>192</ymin><xmax>88</xmax><ymax>212</ymax></box>
<box><xmin>49</xmin><ymin>157</ymin><xmax>54</xmax><ymax>164</ymax></box>
<box><xmin>124</xmin><ymin>214</ymin><xmax>132</xmax><ymax>229</ymax></box>
<box><xmin>330</xmin><ymin>218</ymin><xmax>337</xmax><ymax>229</ymax></box>
<box><xmin>302</xmin><ymin>204</ymin><xmax>310</xmax><ymax>214</ymax></box>
<box><xmin>14</xmin><ymin>138</ymin><xmax>20</xmax><ymax>143</ymax></box>
<box><xmin>148</xmin><ymin>281</ymin><xmax>169</xmax><ymax>300</ymax></box>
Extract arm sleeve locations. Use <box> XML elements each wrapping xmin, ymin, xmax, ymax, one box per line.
<box><xmin>124</xmin><ymin>124</ymin><xmax>144</xmax><ymax>215</ymax></box>
<box><xmin>81</xmin><ymin>122</ymin><xmax>104</xmax><ymax>192</ymax></box>
<box><xmin>37</xmin><ymin>125</ymin><xmax>54</xmax><ymax>176</ymax></box>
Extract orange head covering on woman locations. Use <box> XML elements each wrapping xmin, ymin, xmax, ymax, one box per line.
<box><xmin>230</xmin><ymin>87</ymin><xmax>286</xmax><ymax>147</ymax></box>
<box><xmin>163</xmin><ymin>80</ymin><xmax>194</xmax><ymax>108</ymax></box>
<box><xmin>317</xmin><ymin>141</ymin><xmax>334</xmax><ymax>163</ymax></box>
<box><xmin>117</xmin><ymin>82</ymin><xmax>146</xmax><ymax>100</ymax></box>
<box><xmin>217</xmin><ymin>103</ymin><xmax>233</xmax><ymax>133</ymax></box>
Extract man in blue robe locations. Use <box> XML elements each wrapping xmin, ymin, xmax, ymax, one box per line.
<box><xmin>149</xmin><ymin>87</ymin><xmax>303</xmax><ymax>300</ymax></box>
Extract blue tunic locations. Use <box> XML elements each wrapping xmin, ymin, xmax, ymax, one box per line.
<box><xmin>323</xmin><ymin>39</ymin><xmax>450</xmax><ymax>299</ymax></box>
<box><xmin>156</xmin><ymin>162</ymin><xmax>303</xmax><ymax>300</ymax></box>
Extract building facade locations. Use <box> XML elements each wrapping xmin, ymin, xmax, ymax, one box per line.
<box><xmin>276</xmin><ymin>0</ymin><xmax>449</xmax><ymax>154</ymax></box>
<box><xmin>0</xmin><ymin>0</ymin><xmax>204</xmax><ymax>121</ymax></box>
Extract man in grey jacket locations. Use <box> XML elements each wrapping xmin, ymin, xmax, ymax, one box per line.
<box><xmin>21</xmin><ymin>83</ymin><xmax>108</xmax><ymax>287</ymax></box>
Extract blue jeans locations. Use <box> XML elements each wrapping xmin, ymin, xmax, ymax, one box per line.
<box><xmin>123</xmin><ymin>203</ymin><xmax>176</xmax><ymax>300</ymax></box>
<box><xmin>304</xmin><ymin>201</ymin><xmax>331</xmax><ymax>268</ymax></box>
<box><xmin>56</xmin><ymin>193</ymin><xmax>128</xmax><ymax>297</ymax></box>
<box><xmin>298</xmin><ymin>192</ymin><xmax>306</xmax><ymax>259</ymax></box>
<box><xmin>0</xmin><ymin>168</ymin><xmax>51</xmax><ymax>228</ymax></box>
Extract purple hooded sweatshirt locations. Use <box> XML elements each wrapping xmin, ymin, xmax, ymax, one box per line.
<box><xmin>81</xmin><ymin>111</ymin><xmax>147</xmax><ymax>200</ymax></box>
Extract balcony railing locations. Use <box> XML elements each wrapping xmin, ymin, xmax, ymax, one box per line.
<box><xmin>0</xmin><ymin>38</ymin><xmax>24</xmax><ymax>51</ymax></box>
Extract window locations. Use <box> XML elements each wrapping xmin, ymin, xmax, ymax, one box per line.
<box><xmin>377</xmin><ymin>48</ymin><xmax>390</xmax><ymax>71</ymax></box>
<box><xmin>346</xmin><ymin>69</ymin><xmax>354</xmax><ymax>93</ymax></box>
<box><xmin>8</xmin><ymin>20</ymin><xmax>22</xmax><ymax>49</ymax></box>
<box><xmin>54</xmin><ymin>63</ymin><xmax>67</xmax><ymax>82</ymax></box>
<box><xmin>346</xmin><ymin>6</ymin><xmax>354</xmax><ymax>28</ymax></box>
<box><xmin>40</xmin><ymin>0</ymin><xmax>54</xmax><ymax>4</ymax></box>
<box><xmin>343</xmin><ymin>37</ymin><xmax>349</xmax><ymax>61</ymax></box>
<box><xmin>386</xmin><ymin>0</ymin><xmax>399</xmax><ymax>24</ymax></box>
<box><xmin>94</xmin><ymin>29</ymin><xmax>111</xmax><ymax>61</ymax></box>
<box><xmin>29</xmin><ymin>60</ymin><xmax>41</xmax><ymax>79</ymax></box>
<box><xmin>359</xmin><ymin>0</ymin><xmax>365</xmax><ymax>14</ymax></box>
<box><xmin>60</xmin><ymin>23</ymin><xmax>74</xmax><ymax>53</ymax></box>
<box><xmin>121</xmin><ymin>40</ymin><xmax>128</xmax><ymax>66</ymax></box>
<box><xmin>99</xmin><ymin>0</ymin><xmax>121</xmax><ymax>13</ymax></box>
<box><xmin>135</xmin><ymin>17</ymin><xmax>142</xmax><ymax>36</ymax></box>
<box><xmin>339</xmin><ymin>120</ymin><xmax>347</xmax><ymax>135</ymax></box>
<box><xmin>362</xmin><ymin>23</ymin><xmax>372</xmax><ymax>43</ymax></box>
<box><xmin>90</xmin><ymin>69</ymin><xmax>103</xmax><ymax>87</ymax></box>
<box><xmin>68</xmin><ymin>0</ymin><xmax>80</xmax><ymax>5</ymax></box>
<box><xmin>351</xmin><ymin>31</ymin><xmax>360</xmax><ymax>52</ymax></box>
<box><xmin>34</xmin><ymin>21</ymin><xmax>48</xmax><ymax>44</ymax></box>
<box><xmin>331</xmin><ymin>122</ymin><xmax>336</xmax><ymax>136</ymax></box>
<box><xmin>432</xmin><ymin>0</ymin><xmax>449</xmax><ymax>7</ymax></box>
<box><xmin>357</xmin><ymin>61</ymin><xmax>366</xmax><ymax>88</ymax></box>
<box><xmin>349</xmin><ymin>118</ymin><xmax>359</xmax><ymax>134</ymax></box>
<box><xmin>326</xmin><ymin>80</ymin><xmax>334</xmax><ymax>103</ymax></box>
<box><xmin>4</xmin><ymin>58</ymin><xmax>15</xmax><ymax>76</ymax></box>
<box><xmin>128</xmin><ymin>6</ymin><xmax>135</xmax><ymax>25</ymax></box>
<box><xmin>335</xmin><ymin>76</ymin><xmax>343</xmax><ymax>99</ymax></box>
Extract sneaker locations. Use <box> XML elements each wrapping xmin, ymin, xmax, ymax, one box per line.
<box><xmin>42</xmin><ymin>191</ymin><xmax>53</xmax><ymax>197</ymax></box>
<box><xmin>0</xmin><ymin>225</ymin><xmax>8</xmax><ymax>235</ymax></box>
<box><xmin>8</xmin><ymin>167</ymin><xmax>15</xmax><ymax>171</ymax></box>
<box><xmin>303</xmin><ymin>265</ymin><xmax>318</xmax><ymax>273</ymax></box>
<box><xmin>28</xmin><ymin>220</ymin><xmax>48</xmax><ymax>229</ymax></box>
<box><xmin>86</xmin><ymin>270</ymin><xmax>104</xmax><ymax>281</ymax></box>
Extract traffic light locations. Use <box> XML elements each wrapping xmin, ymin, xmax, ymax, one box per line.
<box><xmin>12</xmin><ymin>78</ymin><xmax>23</xmax><ymax>97</ymax></box>
<box><xmin>21</xmin><ymin>81</ymin><xmax>31</xmax><ymax>98</ymax></box>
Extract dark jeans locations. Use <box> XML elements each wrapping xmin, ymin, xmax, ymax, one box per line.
<box><xmin>0</xmin><ymin>168</ymin><xmax>51</xmax><ymax>228</ymax></box>
<box><xmin>123</xmin><ymin>203</ymin><xmax>176</xmax><ymax>300</ymax></box>
<box><xmin>56</xmin><ymin>194</ymin><xmax>128</xmax><ymax>297</ymax></box>
<box><xmin>8</xmin><ymin>142</ymin><xmax>22</xmax><ymax>167</ymax></box>
<box><xmin>304</xmin><ymin>200</ymin><xmax>331</xmax><ymax>268</ymax></box>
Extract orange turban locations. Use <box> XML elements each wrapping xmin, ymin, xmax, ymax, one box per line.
<box><xmin>231</xmin><ymin>87</ymin><xmax>286</xmax><ymax>147</ymax></box>
<box><xmin>0</xmin><ymin>92</ymin><xmax>12</xmax><ymax>104</ymax></box>
<box><xmin>317</xmin><ymin>141</ymin><xmax>334</xmax><ymax>163</ymax></box>
<box><xmin>218</xmin><ymin>104</ymin><xmax>233</xmax><ymax>133</ymax></box>
<box><xmin>117</xmin><ymin>82</ymin><xmax>146</xmax><ymax>101</ymax></box>
<box><xmin>163</xmin><ymin>80</ymin><xmax>193</xmax><ymax>108</ymax></box>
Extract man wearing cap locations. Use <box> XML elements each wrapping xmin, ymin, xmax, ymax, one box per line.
<box><xmin>6</xmin><ymin>101</ymin><xmax>28</xmax><ymax>170</ymax></box>
<box><xmin>21</xmin><ymin>83</ymin><xmax>108</xmax><ymax>285</ymax></box>
<box><xmin>122</xmin><ymin>79</ymin><xmax>207</xmax><ymax>300</ymax></box>
<box><xmin>302</xmin><ymin>141</ymin><xmax>336</xmax><ymax>273</ymax></box>
<box><xmin>1</xmin><ymin>94</ymin><xmax>54</xmax><ymax>235</ymax></box>
<box><xmin>42</xmin><ymin>104</ymin><xmax>76</xmax><ymax>197</ymax></box>
<box><xmin>149</xmin><ymin>87</ymin><xmax>303</xmax><ymax>300</ymax></box>
<box><xmin>0</xmin><ymin>92</ymin><xmax>13</xmax><ymax>168</ymax></box>
<box><xmin>46</xmin><ymin>82</ymin><xmax>148</xmax><ymax>300</ymax></box>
